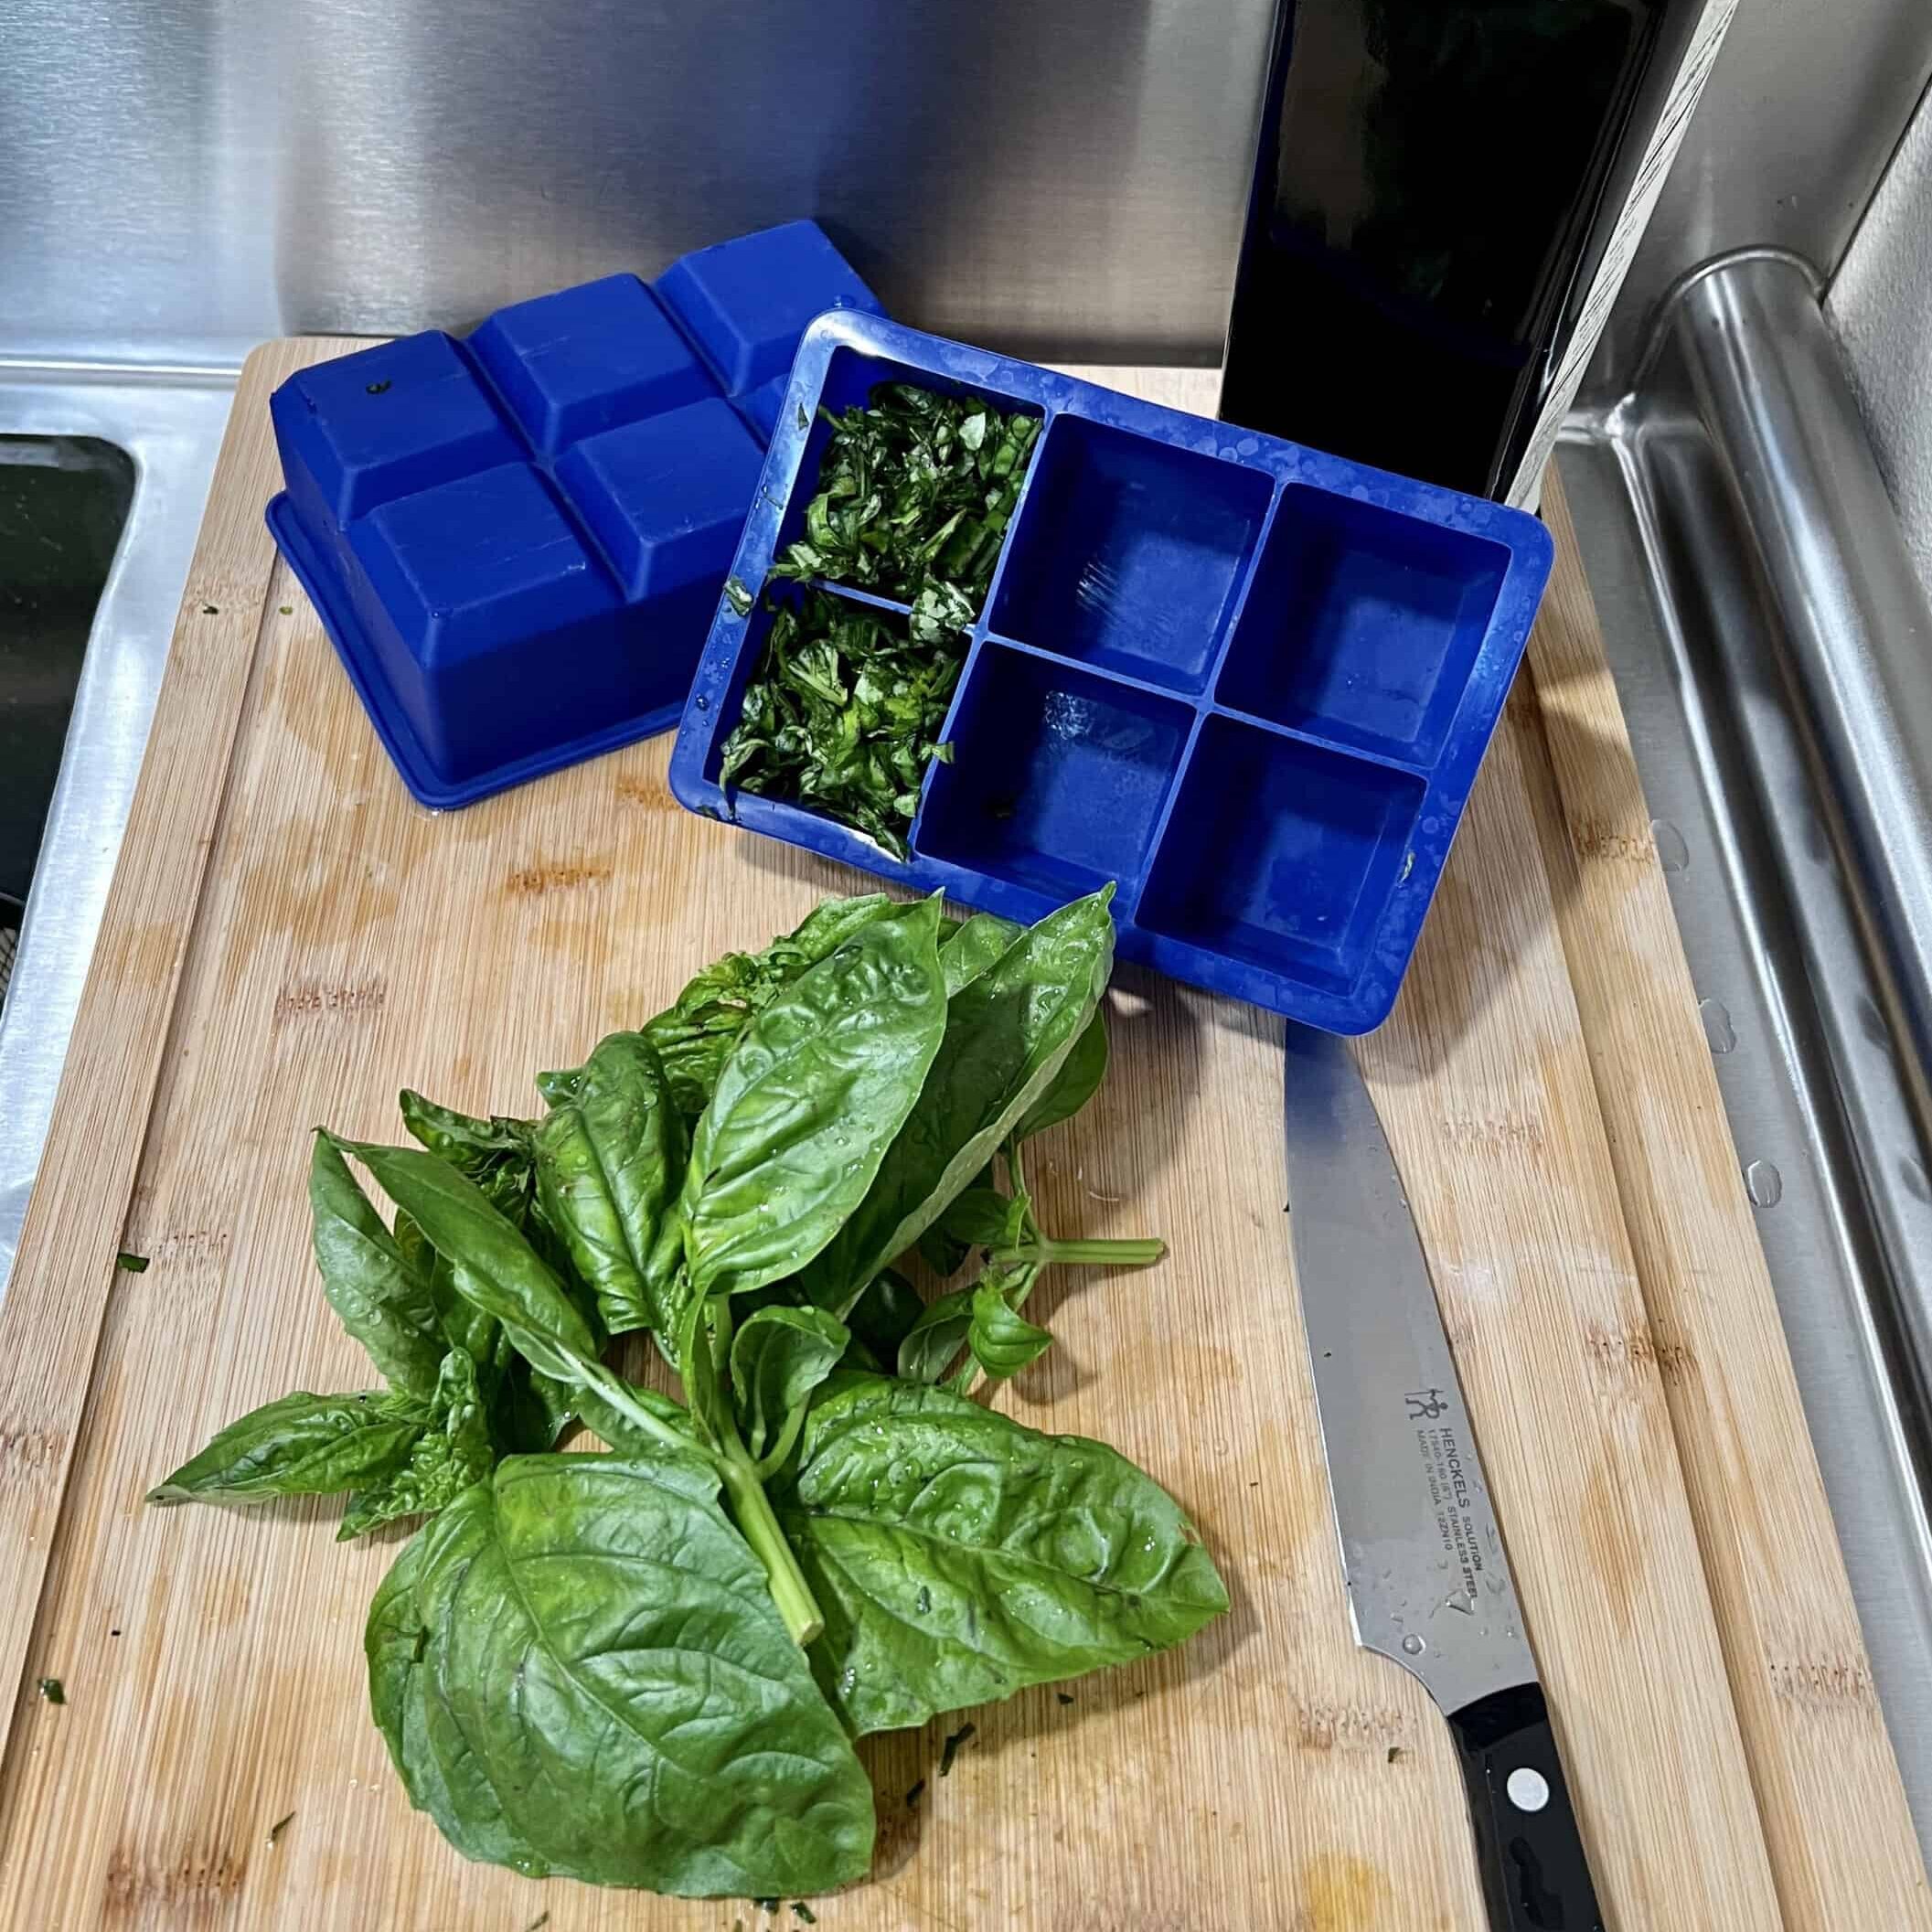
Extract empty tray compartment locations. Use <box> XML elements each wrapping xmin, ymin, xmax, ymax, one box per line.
<box><xmin>1139</xmin><ymin>715</ymin><xmax>1425</xmax><ymax>999</ymax></box>
<box><xmin>988</xmin><ymin>414</ymin><xmax>1270</xmax><ymax>694</ymax></box>
<box><xmin>1216</xmin><ymin>487</ymin><xmax>1509</xmax><ymax>765</ymax></box>
<box><xmin>915</xmin><ymin>646</ymin><xmax>1190</xmax><ymax>905</ymax></box>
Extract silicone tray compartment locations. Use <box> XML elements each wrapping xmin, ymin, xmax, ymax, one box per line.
<box><xmin>266</xmin><ymin>221</ymin><xmax>881</xmax><ymax>809</ymax></box>
<box><xmin>989</xmin><ymin>415</ymin><xmax>1271</xmax><ymax>694</ymax></box>
<box><xmin>917</xmin><ymin>646</ymin><xmax>1193</xmax><ymax>904</ymax></box>
<box><xmin>670</xmin><ymin>312</ymin><xmax>1553</xmax><ymax>1032</ymax></box>
<box><xmin>1137</xmin><ymin>717</ymin><xmax>1427</xmax><ymax>999</ymax></box>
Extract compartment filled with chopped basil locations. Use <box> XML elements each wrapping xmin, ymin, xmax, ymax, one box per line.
<box><xmin>719</xmin><ymin>384</ymin><xmax>1041</xmax><ymax>855</ymax></box>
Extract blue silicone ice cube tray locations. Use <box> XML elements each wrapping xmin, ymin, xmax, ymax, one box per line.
<box><xmin>265</xmin><ymin>220</ymin><xmax>881</xmax><ymax>809</ymax></box>
<box><xmin>668</xmin><ymin>311</ymin><xmax>1553</xmax><ymax>1033</ymax></box>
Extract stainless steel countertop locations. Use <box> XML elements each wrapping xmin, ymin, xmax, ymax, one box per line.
<box><xmin>1559</xmin><ymin>252</ymin><xmax>1932</xmax><ymax>1844</ymax></box>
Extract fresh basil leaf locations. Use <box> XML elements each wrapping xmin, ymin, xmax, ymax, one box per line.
<box><xmin>774</xmin><ymin>1376</ymin><xmax>1227</xmax><ymax>1735</ymax></box>
<box><xmin>391</xmin><ymin>1208</ymin><xmax>431</xmax><ymax>1285</ymax></box>
<box><xmin>533</xmin><ymin>1032</ymin><xmax>687</xmax><ymax>1337</ymax></box>
<box><xmin>913</xmin><ymin>1161</ymin><xmax>994</xmax><ymax>1279</ymax></box>
<box><xmin>309</xmin><ymin>1134</ymin><xmax>444</xmax><ymax>1398</ymax></box>
<box><xmin>679</xmin><ymin>897</ymin><xmax>947</xmax><ymax>1300</ymax></box>
<box><xmin>730</xmin><ymin>1307</ymin><xmax>849</xmax><ymax>1462</ymax></box>
<box><xmin>401</xmin><ymin>1208</ymin><xmax>592</xmax><ymax>1455</ymax></box>
<box><xmin>334</xmin><ymin>1138</ymin><xmax>599</xmax><ymax>1386</ymax></box>
<box><xmin>933</xmin><ymin>1187</ymin><xmax>1029</xmax><ymax>1252</ymax></box>
<box><xmin>148</xmin><ymin>1390</ymin><xmax>422</xmax><ymax>1506</ymax></box>
<box><xmin>368</xmin><ymin>1520</ymin><xmax>551</xmax><ymax>1873</ymax></box>
<box><xmin>643</xmin><ymin>894</ymin><xmax>896</xmax><ymax>1121</ymax></box>
<box><xmin>367</xmin><ymin>1528</ymin><xmax>428</xmax><ymax>1776</ymax></box>
<box><xmin>845</xmin><ymin>1268</ymin><xmax>924</xmax><ymax>1367</ymax></box>
<box><xmin>400</xmin><ymin>1092</ymin><xmax>529</xmax><ymax>1169</ymax></box>
<box><xmin>675</xmin><ymin>1293</ymin><xmax>728</xmax><ymax>1446</ymax></box>
<box><xmin>1012</xmin><ymin>1009</ymin><xmax>1108</xmax><ymax>1144</ymax></box>
<box><xmin>410</xmin><ymin>1453</ymin><xmax>874</xmax><ymax>1895</ymax></box>
<box><xmin>339</xmin><ymin>1348</ymin><xmax>494</xmax><ymax>1540</ymax></box>
<box><xmin>783</xmin><ymin>892</ymin><xmax>904</xmax><ymax>959</ymax></box>
<box><xmin>427</xmin><ymin>1249</ymin><xmax>510</xmax><ymax>1382</ymax></box>
<box><xmin>800</xmin><ymin>889</ymin><xmax>1115</xmax><ymax>1316</ymax></box>
<box><xmin>895</xmin><ymin>1288</ymin><xmax>975</xmax><ymax>1384</ymax></box>
<box><xmin>966</xmin><ymin>1274</ymin><xmax>1051</xmax><ymax>1382</ymax></box>
<box><xmin>535</xmin><ymin>1065</ymin><xmax>582</xmax><ymax>1107</ymax></box>
<box><xmin>491</xmin><ymin>1360</ymin><xmax>578</xmax><ymax>1455</ymax></box>
<box><xmin>571</xmin><ymin>1377</ymin><xmax>695</xmax><ymax>1456</ymax></box>
<box><xmin>400</xmin><ymin>1096</ymin><xmax>556</xmax><ymax>1273</ymax></box>
<box><xmin>938</xmin><ymin>913</ymin><xmax>1019</xmax><ymax>996</ymax></box>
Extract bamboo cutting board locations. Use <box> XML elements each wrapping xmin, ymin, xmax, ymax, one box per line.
<box><xmin>0</xmin><ymin>343</ymin><xmax>1921</xmax><ymax>1931</ymax></box>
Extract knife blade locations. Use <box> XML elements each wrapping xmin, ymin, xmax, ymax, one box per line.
<box><xmin>1284</xmin><ymin>1024</ymin><xmax>1604</xmax><ymax>1932</ymax></box>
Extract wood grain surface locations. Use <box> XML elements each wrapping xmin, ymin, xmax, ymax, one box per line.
<box><xmin>0</xmin><ymin>347</ymin><xmax>1916</xmax><ymax>1929</ymax></box>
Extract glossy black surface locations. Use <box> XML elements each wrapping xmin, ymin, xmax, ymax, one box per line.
<box><xmin>1221</xmin><ymin>0</ymin><xmax>1666</xmax><ymax>496</ymax></box>
<box><xmin>1449</xmin><ymin>1681</ymin><xmax>1605</xmax><ymax>1932</ymax></box>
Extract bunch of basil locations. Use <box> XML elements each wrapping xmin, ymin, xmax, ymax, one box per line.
<box><xmin>149</xmin><ymin>889</ymin><xmax>1226</xmax><ymax>1899</ymax></box>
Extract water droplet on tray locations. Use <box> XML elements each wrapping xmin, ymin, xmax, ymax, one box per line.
<box><xmin>1745</xmin><ymin>1158</ymin><xmax>1783</xmax><ymax>1208</ymax></box>
<box><xmin>1700</xmin><ymin>998</ymin><xmax>1735</xmax><ymax>1055</ymax></box>
<box><xmin>1401</xmin><ymin>1634</ymin><xmax>1425</xmax><ymax>1656</ymax></box>
<box><xmin>1651</xmin><ymin>819</ymin><xmax>1690</xmax><ymax>874</ymax></box>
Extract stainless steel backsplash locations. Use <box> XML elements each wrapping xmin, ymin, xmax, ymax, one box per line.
<box><xmin>3</xmin><ymin>0</ymin><xmax>1928</xmax><ymax>385</ymax></box>
<box><xmin>0</xmin><ymin>0</ymin><xmax>1269</xmax><ymax>368</ymax></box>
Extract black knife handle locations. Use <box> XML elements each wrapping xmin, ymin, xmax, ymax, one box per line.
<box><xmin>1448</xmin><ymin>1683</ymin><xmax>1605</xmax><ymax>1932</ymax></box>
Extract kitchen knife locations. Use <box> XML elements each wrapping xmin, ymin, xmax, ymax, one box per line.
<box><xmin>1284</xmin><ymin>1024</ymin><xmax>1604</xmax><ymax>1932</ymax></box>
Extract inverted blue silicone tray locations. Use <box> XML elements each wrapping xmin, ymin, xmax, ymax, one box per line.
<box><xmin>265</xmin><ymin>220</ymin><xmax>881</xmax><ymax>808</ymax></box>
<box><xmin>669</xmin><ymin>312</ymin><xmax>1553</xmax><ymax>1033</ymax></box>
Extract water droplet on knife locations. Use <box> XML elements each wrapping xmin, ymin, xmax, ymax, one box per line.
<box><xmin>1745</xmin><ymin>1158</ymin><xmax>1783</xmax><ymax>1208</ymax></box>
<box><xmin>1401</xmin><ymin>1634</ymin><xmax>1425</xmax><ymax>1657</ymax></box>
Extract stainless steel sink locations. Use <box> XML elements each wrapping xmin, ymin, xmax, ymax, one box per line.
<box><xmin>0</xmin><ymin>437</ymin><xmax>135</xmax><ymax>919</ymax></box>
<box><xmin>0</xmin><ymin>360</ymin><xmax>236</xmax><ymax>1297</ymax></box>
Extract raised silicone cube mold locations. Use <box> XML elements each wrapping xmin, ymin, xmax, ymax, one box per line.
<box><xmin>468</xmin><ymin>274</ymin><xmax>710</xmax><ymax>457</ymax></box>
<box><xmin>656</xmin><ymin>219</ymin><xmax>883</xmax><ymax>393</ymax></box>
<box><xmin>272</xmin><ymin>332</ymin><xmax>521</xmax><ymax>529</ymax></box>
<box><xmin>266</xmin><ymin>222</ymin><xmax>881</xmax><ymax>809</ymax></box>
<box><xmin>554</xmin><ymin>397</ymin><xmax>764</xmax><ymax>601</ymax></box>
<box><xmin>345</xmin><ymin>464</ymin><xmax>623</xmax><ymax>782</ymax></box>
<box><xmin>670</xmin><ymin>311</ymin><xmax>1553</xmax><ymax>1032</ymax></box>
